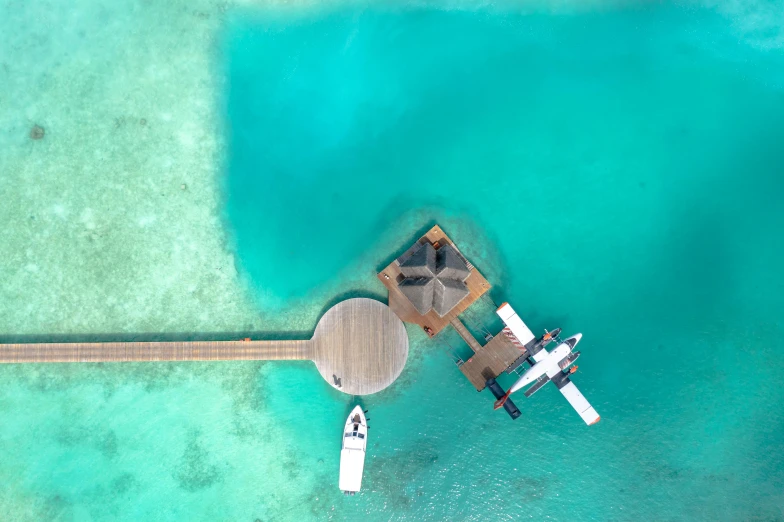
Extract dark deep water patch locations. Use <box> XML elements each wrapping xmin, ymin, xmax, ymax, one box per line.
<box><xmin>207</xmin><ymin>4</ymin><xmax>784</xmax><ymax>519</ymax></box>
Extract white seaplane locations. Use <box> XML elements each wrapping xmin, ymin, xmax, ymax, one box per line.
<box><xmin>493</xmin><ymin>303</ymin><xmax>600</xmax><ymax>425</ymax></box>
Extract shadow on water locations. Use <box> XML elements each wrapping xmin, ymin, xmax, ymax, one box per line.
<box><xmin>373</xmin><ymin>219</ymin><xmax>437</xmax><ymax>273</ymax></box>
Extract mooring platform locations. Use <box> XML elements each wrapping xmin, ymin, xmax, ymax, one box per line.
<box><xmin>377</xmin><ymin>225</ymin><xmax>527</xmax><ymax>393</ymax></box>
<box><xmin>311</xmin><ymin>298</ymin><xmax>408</xmax><ymax>395</ymax></box>
<box><xmin>458</xmin><ymin>332</ymin><xmax>523</xmax><ymax>391</ymax></box>
<box><xmin>0</xmin><ymin>298</ymin><xmax>409</xmax><ymax>396</ymax></box>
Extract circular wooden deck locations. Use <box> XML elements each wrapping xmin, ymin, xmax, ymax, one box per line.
<box><xmin>311</xmin><ymin>298</ymin><xmax>409</xmax><ymax>396</ymax></box>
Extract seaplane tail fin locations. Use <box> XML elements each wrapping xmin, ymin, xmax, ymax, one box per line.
<box><xmin>558</xmin><ymin>381</ymin><xmax>600</xmax><ymax>425</ymax></box>
<box><xmin>524</xmin><ymin>375</ymin><xmax>550</xmax><ymax>398</ymax></box>
<box><xmin>493</xmin><ymin>390</ymin><xmax>511</xmax><ymax>410</ymax></box>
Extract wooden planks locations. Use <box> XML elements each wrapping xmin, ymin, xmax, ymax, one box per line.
<box><xmin>449</xmin><ymin>317</ymin><xmax>482</xmax><ymax>352</ymax></box>
<box><xmin>377</xmin><ymin>224</ymin><xmax>491</xmax><ymax>336</ymax></box>
<box><xmin>311</xmin><ymin>298</ymin><xmax>409</xmax><ymax>396</ymax></box>
<box><xmin>376</xmin><ymin>224</ymin><xmax>522</xmax><ymax>392</ymax></box>
<box><xmin>0</xmin><ymin>299</ymin><xmax>409</xmax><ymax>397</ymax></box>
<box><xmin>459</xmin><ymin>333</ymin><xmax>525</xmax><ymax>391</ymax></box>
<box><xmin>0</xmin><ymin>340</ymin><xmax>313</xmax><ymax>363</ymax></box>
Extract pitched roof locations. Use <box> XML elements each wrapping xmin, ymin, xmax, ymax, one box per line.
<box><xmin>399</xmin><ymin>242</ymin><xmax>437</xmax><ymax>279</ymax></box>
<box><xmin>398</xmin><ymin>277</ymin><xmax>435</xmax><ymax>315</ymax></box>
<box><xmin>397</xmin><ymin>241</ymin><xmax>473</xmax><ymax>317</ymax></box>
<box><xmin>433</xmin><ymin>278</ymin><xmax>470</xmax><ymax>317</ymax></box>
<box><xmin>435</xmin><ymin>244</ymin><xmax>470</xmax><ymax>282</ymax></box>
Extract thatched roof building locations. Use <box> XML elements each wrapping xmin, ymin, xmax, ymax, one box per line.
<box><xmin>397</xmin><ymin>243</ymin><xmax>471</xmax><ymax>317</ymax></box>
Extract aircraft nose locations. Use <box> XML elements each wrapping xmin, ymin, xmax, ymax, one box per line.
<box><xmin>565</xmin><ymin>333</ymin><xmax>583</xmax><ymax>349</ymax></box>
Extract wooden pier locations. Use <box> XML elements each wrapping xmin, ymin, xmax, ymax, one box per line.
<box><xmin>449</xmin><ymin>317</ymin><xmax>482</xmax><ymax>352</ymax></box>
<box><xmin>2</xmin><ymin>223</ymin><xmax>523</xmax><ymax>397</ymax></box>
<box><xmin>458</xmin><ymin>333</ymin><xmax>524</xmax><ymax>391</ymax></box>
<box><xmin>448</xmin><ymin>314</ymin><xmax>528</xmax><ymax>390</ymax></box>
<box><xmin>378</xmin><ymin>224</ymin><xmax>526</xmax><ymax>392</ymax></box>
<box><xmin>0</xmin><ymin>340</ymin><xmax>312</xmax><ymax>363</ymax></box>
<box><xmin>310</xmin><ymin>298</ymin><xmax>409</xmax><ymax>395</ymax></box>
<box><xmin>0</xmin><ymin>299</ymin><xmax>408</xmax><ymax>396</ymax></box>
<box><xmin>377</xmin><ymin>225</ymin><xmax>490</xmax><ymax>336</ymax></box>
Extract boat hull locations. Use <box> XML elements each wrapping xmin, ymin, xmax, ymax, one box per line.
<box><xmin>339</xmin><ymin>405</ymin><xmax>367</xmax><ymax>493</ymax></box>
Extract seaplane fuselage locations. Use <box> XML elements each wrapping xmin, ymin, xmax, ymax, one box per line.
<box><xmin>508</xmin><ymin>339</ymin><xmax>576</xmax><ymax>394</ymax></box>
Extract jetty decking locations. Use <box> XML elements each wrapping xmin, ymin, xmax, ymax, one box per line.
<box><xmin>376</xmin><ymin>224</ymin><xmax>526</xmax><ymax>392</ymax></box>
<box><xmin>377</xmin><ymin>225</ymin><xmax>490</xmax><ymax>336</ymax></box>
<box><xmin>449</xmin><ymin>317</ymin><xmax>482</xmax><ymax>352</ymax></box>
<box><xmin>0</xmin><ymin>340</ymin><xmax>312</xmax><ymax>363</ymax></box>
<box><xmin>311</xmin><ymin>297</ymin><xmax>409</xmax><ymax>395</ymax></box>
<box><xmin>458</xmin><ymin>333</ymin><xmax>524</xmax><ymax>391</ymax></box>
<box><xmin>0</xmin><ymin>298</ymin><xmax>409</xmax><ymax>396</ymax></box>
<box><xmin>2</xmin><ymin>223</ymin><xmax>523</xmax><ymax>397</ymax></box>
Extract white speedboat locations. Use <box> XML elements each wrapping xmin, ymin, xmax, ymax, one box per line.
<box><xmin>339</xmin><ymin>405</ymin><xmax>367</xmax><ymax>495</ymax></box>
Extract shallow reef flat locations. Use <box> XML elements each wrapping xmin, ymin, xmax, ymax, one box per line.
<box><xmin>0</xmin><ymin>0</ymin><xmax>264</xmax><ymax>337</ymax></box>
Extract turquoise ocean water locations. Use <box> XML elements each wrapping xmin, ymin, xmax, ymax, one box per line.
<box><xmin>2</xmin><ymin>2</ymin><xmax>784</xmax><ymax>521</ymax></box>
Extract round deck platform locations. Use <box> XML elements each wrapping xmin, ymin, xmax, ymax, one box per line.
<box><xmin>311</xmin><ymin>298</ymin><xmax>409</xmax><ymax>395</ymax></box>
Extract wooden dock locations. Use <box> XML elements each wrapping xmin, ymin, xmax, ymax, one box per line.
<box><xmin>2</xmin><ymin>222</ymin><xmax>521</xmax><ymax>397</ymax></box>
<box><xmin>0</xmin><ymin>340</ymin><xmax>312</xmax><ymax>363</ymax></box>
<box><xmin>459</xmin><ymin>333</ymin><xmax>524</xmax><ymax>391</ymax></box>
<box><xmin>0</xmin><ymin>298</ymin><xmax>409</xmax><ymax>396</ymax></box>
<box><xmin>449</xmin><ymin>317</ymin><xmax>482</xmax><ymax>352</ymax></box>
<box><xmin>377</xmin><ymin>225</ymin><xmax>490</xmax><ymax>336</ymax></box>
<box><xmin>311</xmin><ymin>297</ymin><xmax>409</xmax><ymax>396</ymax></box>
<box><xmin>377</xmin><ymin>224</ymin><xmax>523</xmax><ymax>392</ymax></box>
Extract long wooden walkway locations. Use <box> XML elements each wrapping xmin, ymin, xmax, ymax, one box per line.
<box><xmin>0</xmin><ymin>340</ymin><xmax>311</xmax><ymax>363</ymax></box>
<box><xmin>0</xmin><ymin>298</ymin><xmax>409</xmax><ymax>396</ymax></box>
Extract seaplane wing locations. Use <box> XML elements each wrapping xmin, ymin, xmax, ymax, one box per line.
<box><xmin>496</xmin><ymin>303</ymin><xmax>535</xmax><ymax>346</ymax></box>
<box><xmin>493</xmin><ymin>303</ymin><xmax>601</xmax><ymax>426</ymax></box>
<box><xmin>558</xmin><ymin>379</ymin><xmax>600</xmax><ymax>425</ymax></box>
